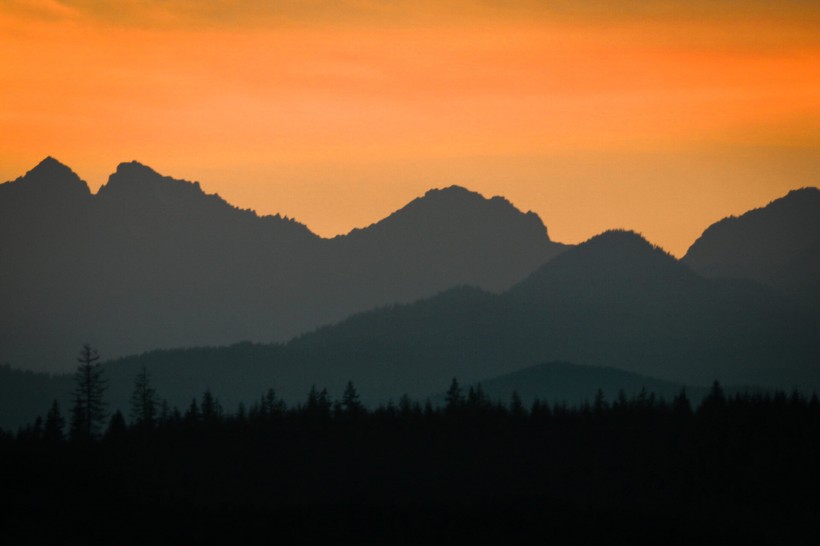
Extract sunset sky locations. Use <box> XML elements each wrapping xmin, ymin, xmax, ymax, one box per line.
<box><xmin>1</xmin><ymin>0</ymin><xmax>818</xmax><ymax>255</ymax></box>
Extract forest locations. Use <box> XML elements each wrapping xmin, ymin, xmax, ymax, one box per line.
<box><xmin>2</xmin><ymin>354</ymin><xmax>819</xmax><ymax>545</ymax></box>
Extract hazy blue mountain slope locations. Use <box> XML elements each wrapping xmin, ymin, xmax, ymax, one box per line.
<box><xmin>502</xmin><ymin>230</ymin><xmax>819</xmax><ymax>387</ymax></box>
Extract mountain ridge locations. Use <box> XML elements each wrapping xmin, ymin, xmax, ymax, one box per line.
<box><xmin>0</xmin><ymin>157</ymin><xmax>91</xmax><ymax>211</ymax></box>
<box><xmin>683</xmin><ymin>186</ymin><xmax>820</xmax><ymax>307</ymax></box>
<box><xmin>3</xmin><ymin>227</ymin><xmax>814</xmax><ymax>430</ymax></box>
<box><xmin>0</xmin><ymin>157</ymin><xmax>565</xmax><ymax>371</ymax></box>
<box><xmin>0</xmin><ymin>179</ymin><xmax>817</xmax><ymax>428</ymax></box>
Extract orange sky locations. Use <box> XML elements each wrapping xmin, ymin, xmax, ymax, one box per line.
<box><xmin>1</xmin><ymin>1</ymin><xmax>818</xmax><ymax>255</ymax></box>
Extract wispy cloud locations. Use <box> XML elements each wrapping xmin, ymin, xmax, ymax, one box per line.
<box><xmin>6</xmin><ymin>1</ymin><xmax>820</xmax><ymax>28</ymax></box>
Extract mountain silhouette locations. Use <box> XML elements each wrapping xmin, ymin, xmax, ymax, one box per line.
<box><xmin>0</xmin><ymin>158</ymin><xmax>564</xmax><ymax>372</ymax></box>
<box><xmin>274</xmin><ymin>230</ymin><xmax>818</xmax><ymax>398</ymax></box>
<box><xmin>0</xmin><ymin>228</ymin><xmax>816</xmax><ymax>429</ymax></box>
<box><xmin>683</xmin><ymin>187</ymin><xmax>820</xmax><ymax>308</ymax></box>
<box><xmin>334</xmin><ymin>186</ymin><xmax>556</xmax><ymax>290</ymax></box>
<box><xmin>508</xmin><ymin>230</ymin><xmax>819</xmax><ymax>387</ymax></box>
<box><xmin>0</xmin><ymin>156</ymin><xmax>91</xmax><ymax>203</ymax></box>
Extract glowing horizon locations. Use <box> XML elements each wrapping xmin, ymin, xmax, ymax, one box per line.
<box><xmin>1</xmin><ymin>1</ymin><xmax>818</xmax><ymax>255</ymax></box>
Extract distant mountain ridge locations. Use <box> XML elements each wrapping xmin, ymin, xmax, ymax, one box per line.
<box><xmin>2</xmin><ymin>227</ymin><xmax>815</xmax><ymax>431</ymax></box>
<box><xmin>0</xmin><ymin>157</ymin><xmax>565</xmax><ymax>371</ymax></box>
<box><xmin>683</xmin><ymin>187</ymin><xmax>820</xmax><ymax>307</ymax></box>
<box><xmin>278</xmin><ymin>229</ymin><xmax>817</xmax><ymax>398</ymax></box>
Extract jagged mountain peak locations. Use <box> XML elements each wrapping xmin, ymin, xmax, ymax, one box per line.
<box><xmin>342</xmin><ymin>184</ymin><xmax>550</xmax><ymax>243</ymax></box>
<box><xmin>420</xmin><ymin>184</ymin><xmax>486</xmax><ymax>202</ymax></box>
<box><xmin>420</xmin><ymin>184</ymin><xmax>540</xmax><ymax>216</ymax></box>
<box><xmin>114</xmin><ymin>160</ymin><xmax>164</xmax><ymax>178</ymax></box>
<box><xmin>30</xmin><ymin>156</ymin><xmax>70</xmax><ymax>174</ymax></box>
<box><xmin>104</xmin><ymin>160</ymin><xmax>202</xmax><ymax>191</ymax></box>
<box><xmin>96</xmin><ymin>160</ymin><xmax>209</xmax><ymax>207</ymax></box>
<box><xmin>0</xmin><ymin>156</ymin><xmax>90</xmax><ymax>200</ymax></box>
<box><xmin>20</xmin><ymin>156</ymin><xmax>85</xmax><ymax>187</ymax></box>
<box><xmin>414</xmin><ymin>185</ymin><xmax>536</xmax><ymax>218</ymax></box>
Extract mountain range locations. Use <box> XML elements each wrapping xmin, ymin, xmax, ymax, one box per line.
<box><xmin>0</xmin><ymin>158</ymin><xmax>817</xmax><ymax>430</ymax></box>
<box><xmin>0</xmin><ymin>157</ymin><xmax>564</xmax><ymax>372</ymax></box>
<box><xmin>1</xmin><ymin>230</ymin><xmax>817</xmax><ymax>429</ymax></box>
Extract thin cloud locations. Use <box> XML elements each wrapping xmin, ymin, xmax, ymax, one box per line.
<box><xmin>7</xmin><ymin>1</ymin><xmax>820</xmax><ymax>28</ymax></box>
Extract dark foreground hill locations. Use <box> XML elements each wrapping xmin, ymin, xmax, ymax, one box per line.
<box><xmin>3</xmin><ymin>389</ymin><xmax>820</xmax><ymax>545</ymax></box>
<box><xmin>2</xmin><ymin>230</ymin><xmax>816</xmax><ymax>430</ymax></box>
<box><xmin>0</xmin><ymin>158</ymin><xmax>564</xmax><ymax>372</ymax></box>
<box><xmin>683</xmin><ymin>187</ymin><xmax>820</xmax><ymax>308</ymax></box>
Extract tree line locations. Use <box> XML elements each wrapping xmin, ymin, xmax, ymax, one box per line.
<box><xmin>6</xmin><ymin>344</ymin><xmax>820</xmax><ymax>444</ymax></box>
<box><xmin>2</xmin><ymin>345</ymin><xmax>820</xmax><ymax>544</ymax></box>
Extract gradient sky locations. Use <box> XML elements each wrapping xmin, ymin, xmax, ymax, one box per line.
<box><xmin>1</xmin><ymin>1</ymin><xmax>818</xmax><ymax>255</ymax></box>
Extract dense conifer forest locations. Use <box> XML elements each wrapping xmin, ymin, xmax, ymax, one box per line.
<box><xmin>2</xmin><ymin>375</ymin><xmax>819</xmax><ymax>544</ymax></box>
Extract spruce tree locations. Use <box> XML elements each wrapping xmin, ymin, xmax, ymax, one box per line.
<box><xmin>43</xmin><ymin>399</ymin><xmax>65</xmax><ymax>444</ymax></box>
<box><xmin>341</xmin><ymin>381</ymin><xmax>363</xmax><ymax>416</ymax></box>
<box><xmin>509</xmin><ymin>391</ymin><xmax>525</xmax><ymax>419</ymax></box>
<box><xmin>445</xmin><ymin>377</ymin><xmax>463</xmax><ymax>413</ymax></box>
<box><xmin>305</xmin><ymin>385</ymin><xmax>331</xmax><ymax>420</ymax></box>
<box><xmin>201</xmin><ymin>389</ymin><xmax>222</xmax><ymax>424</ymax></box>
<box><xmin>130</xmin><ymin>365</ymin><xmax>158</xmax><ymax>429</ymax></box>
<box><xmin>69</xmin><ymin>344</ymin><xmax>107</xmax><ymax>442</ymax></box>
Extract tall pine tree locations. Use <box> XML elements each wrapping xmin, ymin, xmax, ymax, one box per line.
<box><xmin>70</xmin><ymin>344</ymin><xmax>107</xmax><ymax>442</ymax></box>
<box><xmin>43</xmin><ymin>399</ymin><xmax>65</xmax><ymax>444</ymax></box>
<box><xmin>130</xmin><ymin>365</ymin><xmax>158</xmax><ymax>429</ymax></box>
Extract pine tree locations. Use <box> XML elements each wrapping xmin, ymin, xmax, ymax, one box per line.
<box><xmin>260</xmin><ymin>388</ymin><xmax>285</xmax><ymax>419</ymax></box>
<box><xmin>201</xmin><ymin>389</ymin><xmax>222</xmax><ymax>423</ymax></box>
<box><xmin>509</xmin><ymin>391</ymin><xmax>525</xmax><ymax>419</ymax></box>
<box><xmin>185</xmin><ymin>398</ymin><xmax>201</xmax><ymax>425</ymax></box>
<box><xmin>699</xmin><ymin>381</ymin><xmax>726</xmax><ymax>416</ymax></box>
<box><xmin>130</xmin><ymin>365</ymin><xmax>158</xmax><ymax>429</ymax></box>
<box><xmin>466</xmin><ymin>384</ymin><xmax>490</xmax><ymax>412</ymax></box>
<box><xmin>159</xmin><ymin>400</ymin><xmax>170</xmax><ymax>425</ymax></box>
<box><xmin>105</xmin><ymin>410</ymin><xmax>128</xmax><ymax>443</ymax></box>
<box><xmin>398</xmin><ymin>394</ymin><xmax>416</xmax><ymax>417</ymax></box>
<box><xmin>593</xmin><ymin>389</ymin><xmax>608</xmax><ymax>415</ymax></box>
<box><xmin>236</xmin><ymin>402</ymin><xmax>247</xmax><ymax>422</ymax></box>
<box><xmin>445</xmin><ymin>377</ymin><xmax>463</xmax><ymax>413</ymax></box>
<box><xmin>672</xmin><ymin>388</ymin><xmax>692</xmax><ymax>417</ymax></box>
<box><xmin>43</xmin><ymin>399</ymin><xmax>65</xmax><ymax>444</ymax></box>
<box><xmin>70</xmin><ymin>344</ymin><xmax>107</xmax><ymax>442</ymax></box>
<box><xmin>341</xmin><ymin>381</ymin><xmax>363</xmax><ymax>416</ymax></box>
<box><xmin>305</xmin><ymin>385</ymin><xmax>331</xmax><ymax>420</ymax></box>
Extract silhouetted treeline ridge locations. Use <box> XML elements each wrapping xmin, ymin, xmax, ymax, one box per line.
<box><xmin>1</xmin><ymin>158</ymin><xmax>564</xmax><ymax>371</ymax></box>
<box><xmin>1</xmin><ymin>356</ymin><xmax>705</xmax><ymax>431</ymax></box>
<box><xmin>3</xmin><ymin>382</ymin><xmax>819</xmax><ymax>544</ymax></box>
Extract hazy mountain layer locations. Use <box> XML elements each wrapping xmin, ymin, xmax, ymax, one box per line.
<box><xmin>0</xmin><ymin>158</ymin><xmax>564</xmax><ymax>372</ymax></box>
<box><xmin>2</xmin><ymin>230</ymin><xmax>816</xmax><ymax>430</ymax></box>
<box><xmin>278</xmin><ymin>230</ymin><xmax>818</xmax><ymax>396</ymax></box>
<box><xmin>683</xmin><ymin>187</ymin><xmax>820</xmax><ymax>307</ymax></box>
